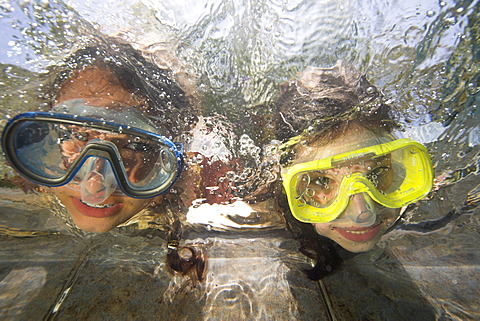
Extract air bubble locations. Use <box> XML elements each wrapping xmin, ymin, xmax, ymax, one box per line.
<box><xmin>444</xmin><ymin>16</ymin><xmax>457</xmax><ymax>26</ymax></box>
<box><xmin>0</xmin><ymin>2</ymin><xmax>14</xmax><ymax>12</ymax></box>
<box><xmin>306</xmin><ymin>188</ymin><xmax>315</xmax><ymax>197</ymax></box>
<box><xmin>265</xmin><ymin>171</ymin><xmax>276</xmax><ymax>183</ymax></box>
<box><xmin>466</xmin><ymin>82</ymin><xmax>478</xmax><ymax>95</ymax></box>
<box><xmin>426</xmin><ymin>10</ymin><xmax>435</xmax><ymax>17</ymax></box>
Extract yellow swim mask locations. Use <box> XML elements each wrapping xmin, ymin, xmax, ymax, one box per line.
<box><xmin>280</xmin><ymin>138</ymin><xmax>433</xmax><ymax>223</ymax></box>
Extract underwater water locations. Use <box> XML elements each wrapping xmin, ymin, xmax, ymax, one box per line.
<box><xmin>0</xmin><ymin>0</ymin><xmax>479</xmax><ymax>320</ymax></box>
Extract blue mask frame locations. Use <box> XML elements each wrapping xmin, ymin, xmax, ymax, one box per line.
<box><xmin>2</xmin><ymin>110</ymin><xmax>184</xmax><ymax>199</ymax></box>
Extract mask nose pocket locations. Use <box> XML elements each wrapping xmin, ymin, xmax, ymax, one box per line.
<box><xmin>355</xmin><ymin>209</ymin><xmax>376</xmax><ymax>226</ymax></box>
<box><xmin>80</xmin><ymin>157</ymin><xmax>118</xmax><ymax>205</ymax></box>
<box><xmin>345</xmin><ymin>193</ymin><xmax>377</xmax><ymax>227</ymax></box>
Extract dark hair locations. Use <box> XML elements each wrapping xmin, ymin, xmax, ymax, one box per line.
<box><xmin>165</xmin><ymin>216</ymin><xmax>207</xmax><ymax>283</ymax></box>
<box><xmin>275</xmin><ymin>61</ymin><xmax>398</xmax><ymax>279</ymax></box>
<box><xmin>278</xmin><ymin>193</ymin><xmax>343</xmax><ymax>280</ymax></box>
<box><xmin>44</xmin><ymin>35</ymin><xmax>198</xmax><ymax>138</ymax></box>
<box><xmin>274</xmin><ymin>61</ymin><xmax>397</xmax><ymax>143</ymax></box>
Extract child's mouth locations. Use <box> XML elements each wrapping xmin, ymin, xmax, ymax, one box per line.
<box><xmin>334</xmin><ymin>222</ymin><xmax>382</xmax><ymax>242</ymax></box>
<box><xmin>80</xmin><ymin>200</ymin><xmax>116</xmax><ymax>208</ymax></box>
<box><xmin>71</xmin><ymin>198</ymin><xmax>122</xmax><ymax>218</ymax></box>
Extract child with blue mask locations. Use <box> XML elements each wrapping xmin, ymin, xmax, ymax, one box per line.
<box><xmin>2</xmin><ymin>39</ymin><xmax>197</xmax><ymax>233</ymax></box>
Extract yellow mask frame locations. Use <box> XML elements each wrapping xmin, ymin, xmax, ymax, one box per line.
<box><xmin>281</xmin><ymin>138</ymin><xmax>433</xmax><ymax>223</ymax></box>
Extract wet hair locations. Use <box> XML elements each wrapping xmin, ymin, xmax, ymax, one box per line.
<box><xmin>44</xmin><ymin>35</ymin><xmax>198</xmax><ymax>138</ymax></box>
<box><xmin>165</xmin><ymin>217</ymin><xmax>207</xmax><ymax>282</ymax></box>
<box><xmin>279</xmin><ymin>194</ymin><xmax>343</xmax><ymax>280</ymax></box>
<box><xmin>275</xmin><ymin>61</ymin><xmax>398</xmax><ymax>279</ymax></box>
<box><xmin>274</xmin><ymin>61</ymin><xmax>397</xmax><ymax>144</ymax></box>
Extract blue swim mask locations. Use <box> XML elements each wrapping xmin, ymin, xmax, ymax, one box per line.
<box><xmin>2</xmin><ymin>100</ymin><xmax>184</xmax><ymax>203</ymax></box>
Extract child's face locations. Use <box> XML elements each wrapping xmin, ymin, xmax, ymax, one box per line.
<box><xmin>51</xmin><ymin>67</ymin><xmax>161</xmax><ymax>233</ymax></box>
<box><xmin>292</xmin><ymin>125</ymin><xmax>401</xmax><ymax>252</ymax></box>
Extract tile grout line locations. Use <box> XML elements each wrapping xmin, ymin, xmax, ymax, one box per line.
<box><xmin>317</xmin><ymin>279</ymin><xmax>337</xmax><ymax>321</ymax></box>
<box><xmin>43</xmin><ymin>240</ymin><xmax>98</xmax><ymax>321</ymax></box>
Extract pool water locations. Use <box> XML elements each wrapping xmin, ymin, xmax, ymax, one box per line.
<box><xmin>0</xmin><ymin>0</ymin><xmax>479</xmax><ymax>319</ymax></box>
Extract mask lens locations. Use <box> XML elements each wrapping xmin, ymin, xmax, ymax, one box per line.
<box><xmin>365</xmin><ymin>155</ymin><xmax>394</xmax><ymax>192</ymax></box>
<box><xmin>12</xmin><ymin>121</ymin><xmax>68</xmax><ymax>179</ymax></box>
<box><xmin>381</xmin><ymin>144</ymin><xmax>432</xmax><ymax>205</ymax></box>
<box><xmin>294</xmin><ymin>171</ymin><xmax>337</xmax><ymax>208</ymax></box>
<box><xmin>123</xmin><ymin>143</ymin><xmax>179</xmax><ymax>191</ymax></box>
<box><xmin>160</xmin><ymin>148</ymin><xmax>175</xmax><ymax>173</ymax></box>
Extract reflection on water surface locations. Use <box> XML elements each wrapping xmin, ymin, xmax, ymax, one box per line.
<box><xmin>0</xmin><ymin>0</ymin><xmax>479</xmax><ymax>319</ymax></box>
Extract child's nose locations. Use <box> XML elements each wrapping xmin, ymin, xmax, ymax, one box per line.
<box><xmin>345</xmin><ymin>193</ymin><xmax>377</xmax><ymax>226</ymax></box>
<box><xmin>80</xmin><ymin>157</ymin><xmax>118</xmax><ymax>204</ymax></box>
<box><xmin>84</xmin><ymin>170</ymin><xmax>107</xmax><ymax>195</ymax></box>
